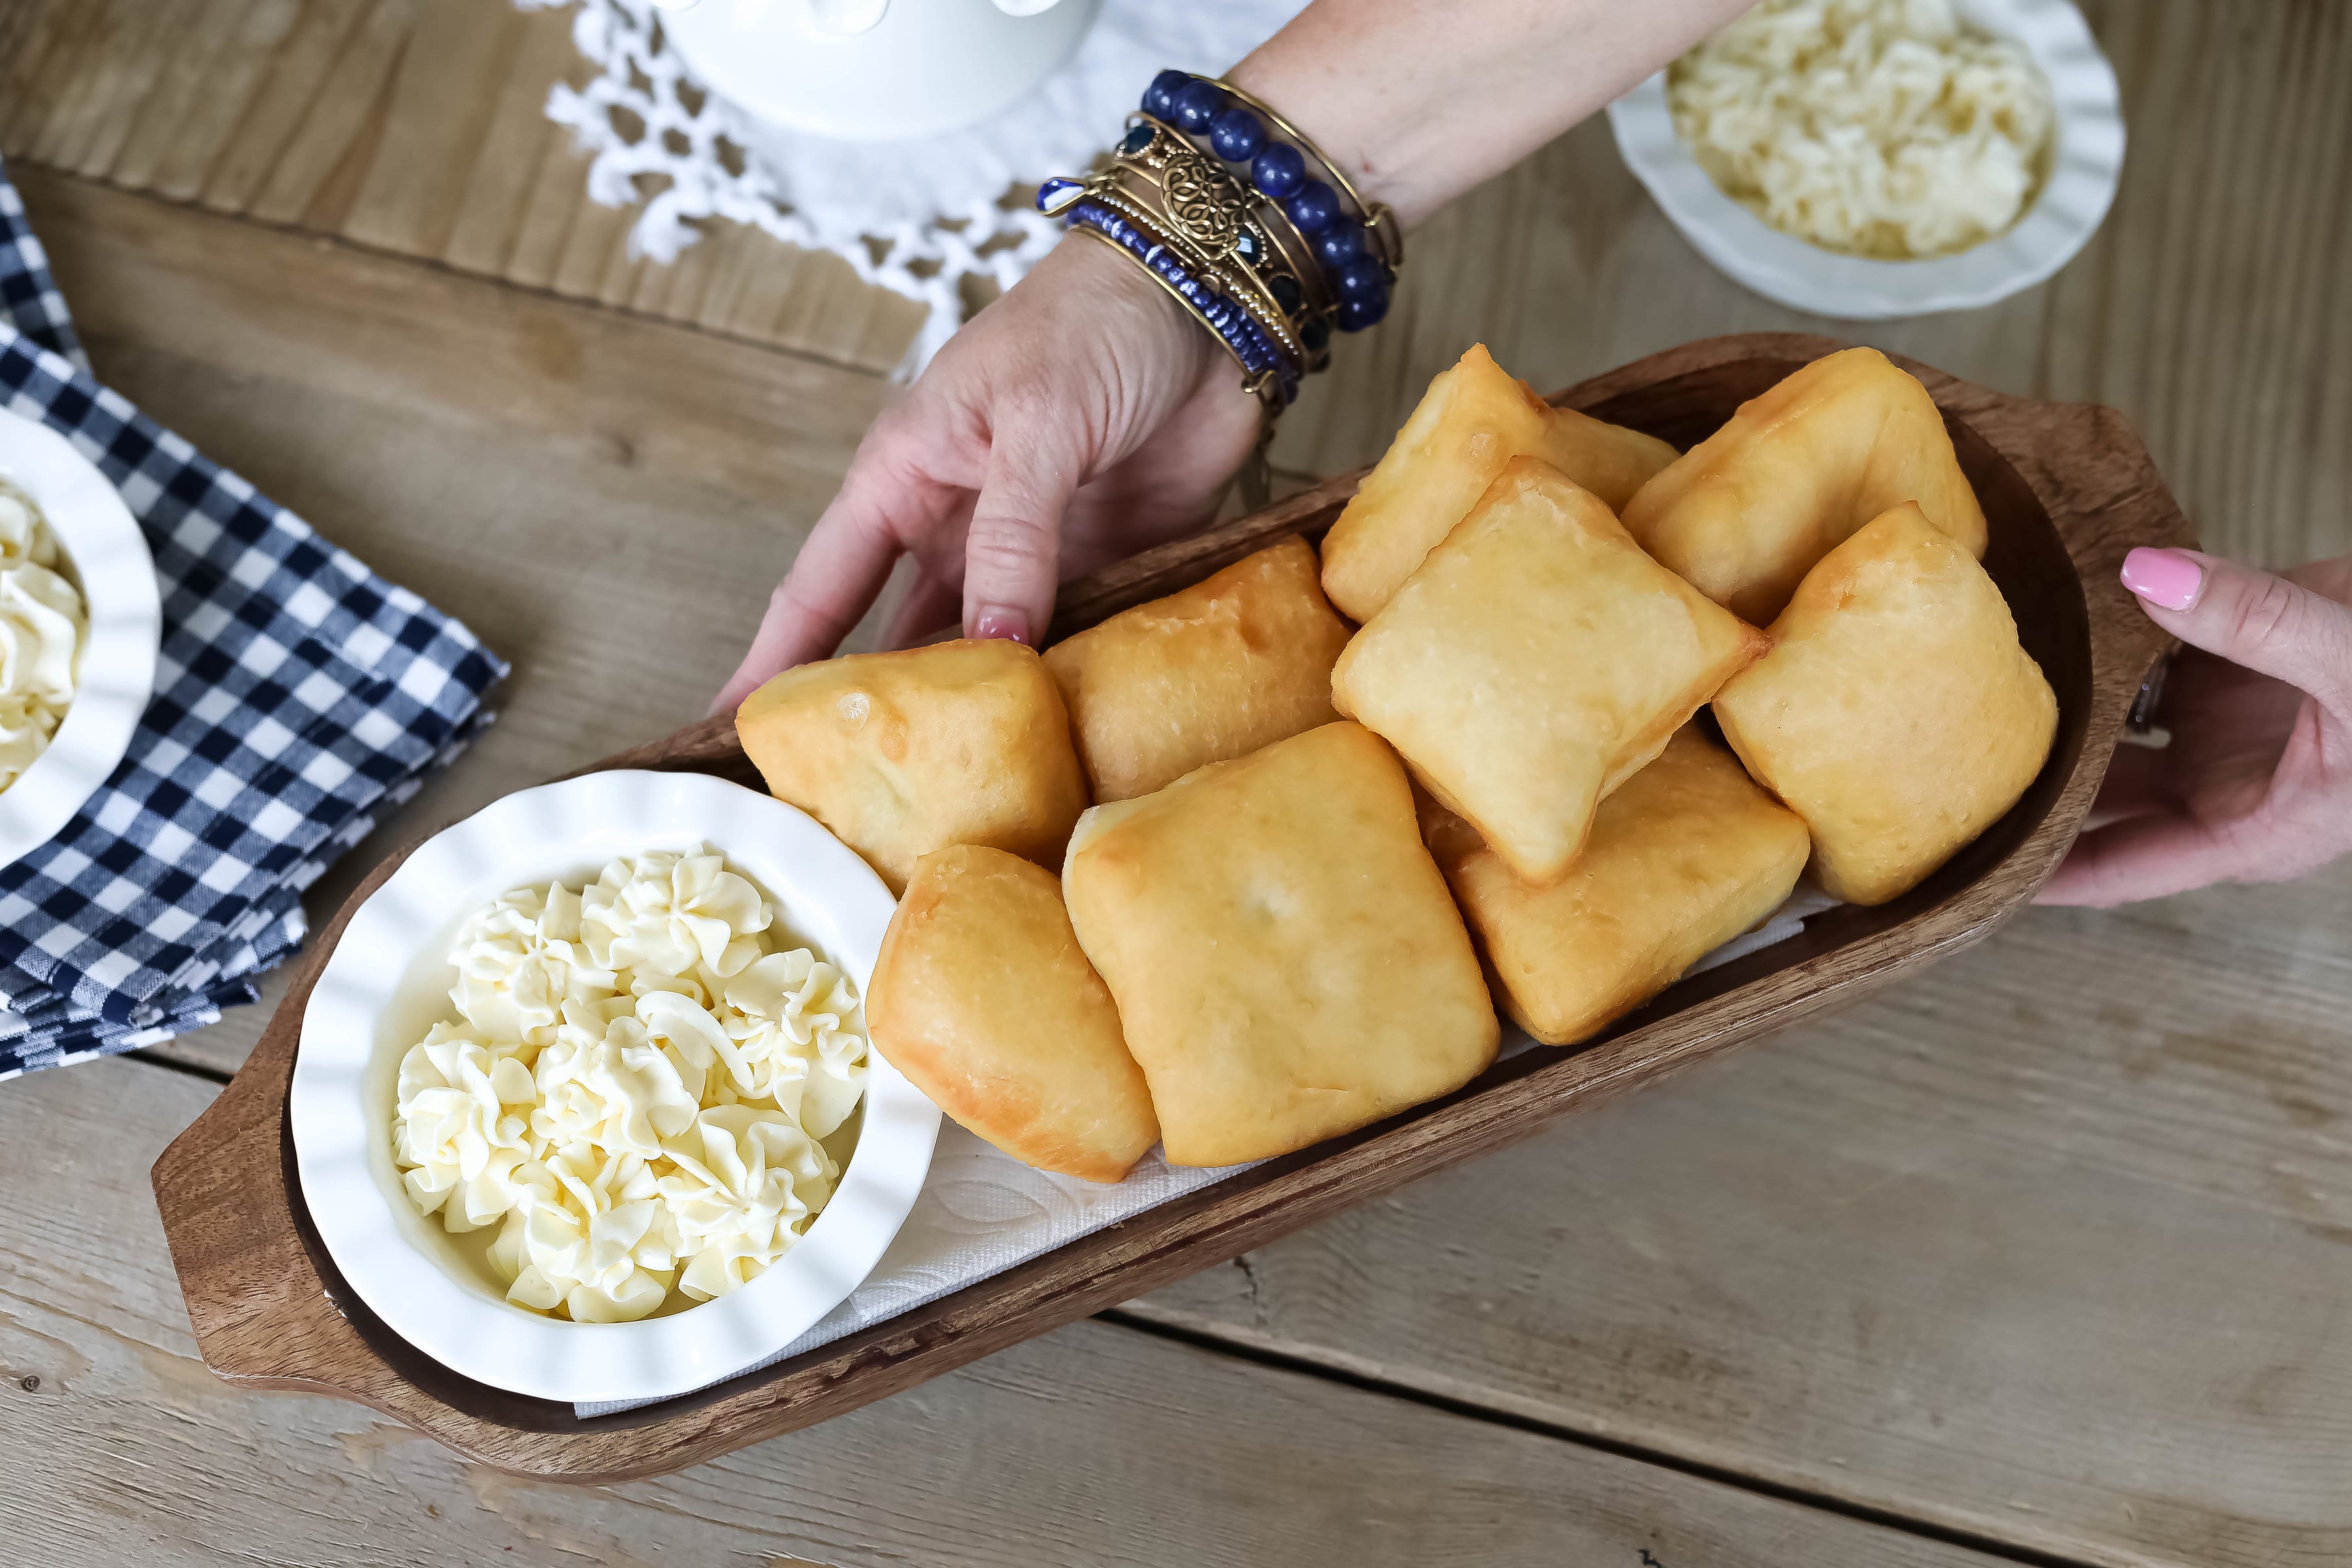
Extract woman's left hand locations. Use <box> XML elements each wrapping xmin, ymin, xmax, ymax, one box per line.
<box><xmin>2038</xmin><ymin>548</ymin><xmax>2352</xmax><ymax>906</ymax></box>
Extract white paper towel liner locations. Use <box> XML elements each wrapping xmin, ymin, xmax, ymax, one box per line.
<box><xmin>572</xmin><ymin>884</ymin><xmax>1841</xmax><ymax>1417</ymax></box>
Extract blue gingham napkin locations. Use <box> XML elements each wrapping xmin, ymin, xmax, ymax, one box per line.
<box><xmin>0</xmin><ymin>154</ymin><xmax>506</xmax><ymax>1079</ymax></box>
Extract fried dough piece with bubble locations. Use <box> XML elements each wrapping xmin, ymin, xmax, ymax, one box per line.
<box><xmin>736</xmin><ymin>639</ymin><xmax>1088</xmax><ymax>895</ymax></box>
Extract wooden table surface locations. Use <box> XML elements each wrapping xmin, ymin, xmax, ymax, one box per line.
<box><xmin>1</xmin><ymin>3</ymin><xmax>2348</xmax><ymax>1565</ymax></box>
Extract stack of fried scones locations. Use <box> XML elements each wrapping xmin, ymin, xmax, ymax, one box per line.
<box><xmin>736</xmin><ymin>345</ymin><xmax>2056</xmax><ymax>1180</ymax></box>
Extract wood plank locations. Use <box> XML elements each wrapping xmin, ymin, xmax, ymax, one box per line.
<box><xmin>190</xmin><ymin>0</ymin><xmax>370</xmax><ymax>210</ymax></box>
<box><xmin>107</xmin><ymin>0</ymin><xmax>290</xmax><ymax>198</ymax></box>
<box><xmin>0</xmin><ymin>0</ymin><xmax>100</xmax><ymax>151</ymax></box>
<box><xmin>0</xmin><ymin>0</ymin><xmax>924</xmax><ymax>372</ymax></box>
<box><xmin>0</xmin><ymin>1056</ymin><xmax>2013</xmax><ymax>1568</ymax></box>
<box><xmin>23</xmin><ymin>0</ymin><xmax>178</xmax><ymax>176</ymax></box>
<box><xmin>1132</xmin><ymin>862</ymin><xmax>2352</xmax><ymax>1568</ymax></box>
<box><xmin>2036</xmin><ymin>0</ymin><xmax>2352</xmax><ymax>570</ymax></box>
<box><xmin>340</xmin><ymin>0</ymin><xmax>532</xmax><ymax>259</ymax></box>
<box><xmin>438</xmin><ymin>3</ymin><xmax>581</xmax><ymax>278</ymax></box>
<box><xmin>246</xmin><ymin>0</ymin><xmax>416</xmax><ymax>229</ymax></box>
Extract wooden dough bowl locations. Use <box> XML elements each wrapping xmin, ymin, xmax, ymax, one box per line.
<box><xmin>151</xmin><ymin>333</ymin><xmax>2191</xmax><ymax>1482</ymax></box>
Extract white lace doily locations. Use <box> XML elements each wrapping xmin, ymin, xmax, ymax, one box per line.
<box><xmin>524</xmin><ymin>0</ymin><xmax>1308</xmax><ymax>374</ymax></box>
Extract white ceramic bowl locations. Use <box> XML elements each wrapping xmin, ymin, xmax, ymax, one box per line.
<box><xmin>1607</xmin><ymin>0</ymin><xmax>2125</xmax><ymax>319</ymax></box>
<box><xmin>664</xmin><ymin>0</ymin><xmax>1102</xmax><ymax>142</ymax></box>
<box><xmin>289</xmin><ymin>768</ymin><xmax>940</xmax><ymax>1405</ymax></box>
<box><xmin>0</xmin><ymin>407</ymin><xmax>160</xmax><ymax>870</ymax></box>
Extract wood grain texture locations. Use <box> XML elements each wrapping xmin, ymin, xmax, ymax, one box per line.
<box><xmin>0</xmin><ymin>0</ymin><xmax>928</xmax><ymax>372</ymax></box>
<box><xmin>7</xmin><ymin>1058</ymin><xmax>2024</xmax><ymax>1568</ymax></box>
<box><xmin>149</xmin><ymin>334</ymin><xmax>2189</xmax><ymax>1481</ymax></box>
<box><xmin>1130</xmin><ymin>859</ymin><xmax>2352</xmax><ymax>1568</ymax></box>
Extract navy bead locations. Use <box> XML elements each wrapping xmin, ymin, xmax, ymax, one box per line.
<box><xmin>1314</xmin><ymin>222</ymin><xmax>1365</xmax><ymax>267</ymax></box>
<box><xmin>1120</xmin><ymin>123</ymin><xmax>1154</xmax><ymax>156</ymax></box>
<box><xmin>1036</xmin><ymin>176</ymin><xmax>1085</xmax><ymax>216</ymax></box>
<box><xmin>1267</xmin><ymin>271</ymin><xmax>1303</xmax><ymax>315</ymax></box>
<box><xmin>1142</xmin><ymin>69</ymin><xmax>1188</xmax><ymax>118</ymax></box>
<box><xmin>1251</xmin><ymin>142</ymin><xmax>1305</xmax><ymax>198</ymax></box>
<box><xmin>1301</xmin><ymin>318</ymin><xmax>1331</xmax><ymax>352</ymax></box>
<box><xmin>1208</xmin><ymin>107</ymin><xmax>1266</xmax><ymax>161</ymax></box>
<box><xmin>1334</xmin><ymin>255</ymin><xmax>1386</xmax><ymax>298</ymax></box>
<box><xmin>1335</xmin><ymin>286</ymin><xmax>1388</xmax><ymax>333</ymax></box>
<box><xmin>1284</xmin><ymin>180</ymin><xmax>1341</xmax><ymax>233</ymax></box>
<box><xmin>1171</xmin><ymin>80</ymin><xmax>1225</xmax><ymax>133</ymax></box>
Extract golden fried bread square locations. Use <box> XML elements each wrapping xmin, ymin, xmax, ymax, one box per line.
<box><xmin>1622</xmin><ymin>346</ymin><xmax>1990</xmax><ymax>625</ymax></box>
<box><xmin>1043</xmin><ymin>537</ymin><xmax>1352</xmax><ymax>802</ymax></box>
<box><xmin>869</xmin><ymin>845</ymin><xmax>1157</xmax><ymax>1183</ymax></box>
<box><xmin>1712</xmin><ymin>503</ymin><xmax>2057</xmax><ymax>906</ymax></box>
<box><xmin>1062</xmin><ymin>721</ymin><xmax>1497</xmax><ymax>1168</ymax></box>
<box><xmin>736</xmin><ymin>638</ymin><xmax>1089</xmax><ymax>895</ymax></box>
<box><xmin>1332</xmin><ymin>457</ymin><xmax>1770</xmax><ymax>886</ymax></box>
<box><xmin>1426</xmin><ymin>728</ymin><xmax>1809</xmax><ymax>1045</ymax></box>
<box><xmin>1318</xmin><ymin>343</ymin><xmax>1677</xmax><ymax>623</ymax></box>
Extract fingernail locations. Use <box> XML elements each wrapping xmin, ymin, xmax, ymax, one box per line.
<box><xmin>970</xmin><ymin>604</ymin><xmax>1031</xmax><ymax>644</ymax></box>
<box><xmin>2120</xmin><ymin>547</ymin><xmax>2203</xmax><ymax>612</ymax></box>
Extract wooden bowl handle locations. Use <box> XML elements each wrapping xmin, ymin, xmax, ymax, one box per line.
<box><xmin>1932</xmin><ymin>378</ymin><xmax>2195</xmax><ymax>715</ymax></box>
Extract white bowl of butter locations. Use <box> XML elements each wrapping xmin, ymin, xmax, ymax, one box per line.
<box><xmin>289</xmin><ymin>768</ymin><xmax>940</xmax><ymax>1405</ymax></box>
<box><xmin>0</xmin><ymin>407</ymin><xmax>160</xmax><ymax>870</ymax></box>
<box><xmin>1608</xmin><ymin>0</ymin><xmax>2125</xmax><ymax>319</ymax></box>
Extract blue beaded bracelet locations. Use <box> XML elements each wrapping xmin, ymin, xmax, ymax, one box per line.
<box><xmin>1141</xmin><ymin>73</ymin><xmax>1402</xmax><ymax>335</ymax></box>
<box><xmin>1063</xmin><ymin>199</ymin><xmax>1301</xmax><ymax>406</ymax></box>
<box><xmin>1035</xmin><ymin>70</ymin><xmax>1396</xmax><ymax>422</ymax></box>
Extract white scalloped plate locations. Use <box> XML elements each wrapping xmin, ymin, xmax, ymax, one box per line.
<box><xmin>289</xmin><ymin>768</ymin><xmax>939</xmax><ymax>1405</ymax></box>
<box><xmin>1608</xmin><ymin>0</ymin><xmax>2125</xmax><ymax>319</ymax></box>
<box><xmin>0</xmin><ymin>406</ymin><xmax>160</xmax><ymax>870</ymax></box>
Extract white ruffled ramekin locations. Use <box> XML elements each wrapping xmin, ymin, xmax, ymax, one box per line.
<box><xmin>1607</xmin><ymin>0</ymin><xmax>2125</xmax><ymax>319</ymax></box>
<box><xmin>0</xmin><ymin>407</ymin><xmax>160</xmax><ymax>871</ymax></box>
<box><xmin>289</xmin><ymin>768</ymin><xmax>941</xmax><ymax>1405</ymax></box>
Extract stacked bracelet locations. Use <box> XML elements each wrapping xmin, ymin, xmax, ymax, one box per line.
<box><xmin>1036</xmin><ymin>69</ymin><xmax>1403</xmax><ymax>414</ymax></box>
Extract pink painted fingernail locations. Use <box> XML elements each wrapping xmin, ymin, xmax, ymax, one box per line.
<box><xmin>2121</xmin><ymin>548</ymin><xmax>2202</xmax><ymax>612</ymax></box>
<box><xmin>970</xmin><ymin>604</ymin><xmax>1031</xmax><ymax>644</ymax></box>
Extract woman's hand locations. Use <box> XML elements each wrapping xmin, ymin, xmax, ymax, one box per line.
<box><xmin>711</xmin><ymin>0</ymin><xmax>1759</xmax><ymax>713</ymax></box>
<box><xmin>713</xmin><ymin>236</ymin><xmax>1264</xmax><ymax>711</ymax></box>
<box><xmin>2038</xmin><ymin>548</ymin><xmax>2352</xmax><ymax>906</ymax></box>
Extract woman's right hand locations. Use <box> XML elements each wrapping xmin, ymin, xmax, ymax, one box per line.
<box><xmin>713</xmin><ymin>235</ymin><xmax>1267</xmax><ymax>713</ymax></box>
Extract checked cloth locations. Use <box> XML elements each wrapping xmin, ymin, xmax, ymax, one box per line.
<box><xmin>0</xmin><ymin>154</ymin><xmax>506</xmax><ymax>1079</ymax></box>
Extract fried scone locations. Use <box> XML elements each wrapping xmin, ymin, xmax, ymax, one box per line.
<box><xmin>735</xmin><ymin>639</ymin><xmax>1089</xmax><ymax>895</ymax></box>
<box><xmin>1318</xmin><ymin>343</ymin><xmax>1677</xmax><ymax>623</ymax></box>
<box><xmin>1426</xmin><ymin>728</ymin><xmax>1809</xmax><ymax>1046</ymax></box>
<box><xmin>869</xmin><ymin>845</ymin><xmax>1157</xmax><ymax>1183</ymax></box>
<box><xmin>1621</xmin><ymin>346</ymin><xmax>1989</xmax><ymax>625</ymax></box>
<box><xmin>1333</xmin><ymin>457</ymin><xmax>1769</xmax><ymax>886</ymax></box>
<box><xmin>1063</xmin><ymin>721</ymin><xmax>1498</xmax><ymax>1168</ymax></box>
<box><xmin>1043</xmin><ymin>537</ymin><xmax>1351</xmax><ymax>802</ymax></box>
<box><xmin>1712</xmin><ymin>503</ymin><xmax>2057</xmax><ymax>906</ymax></box>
